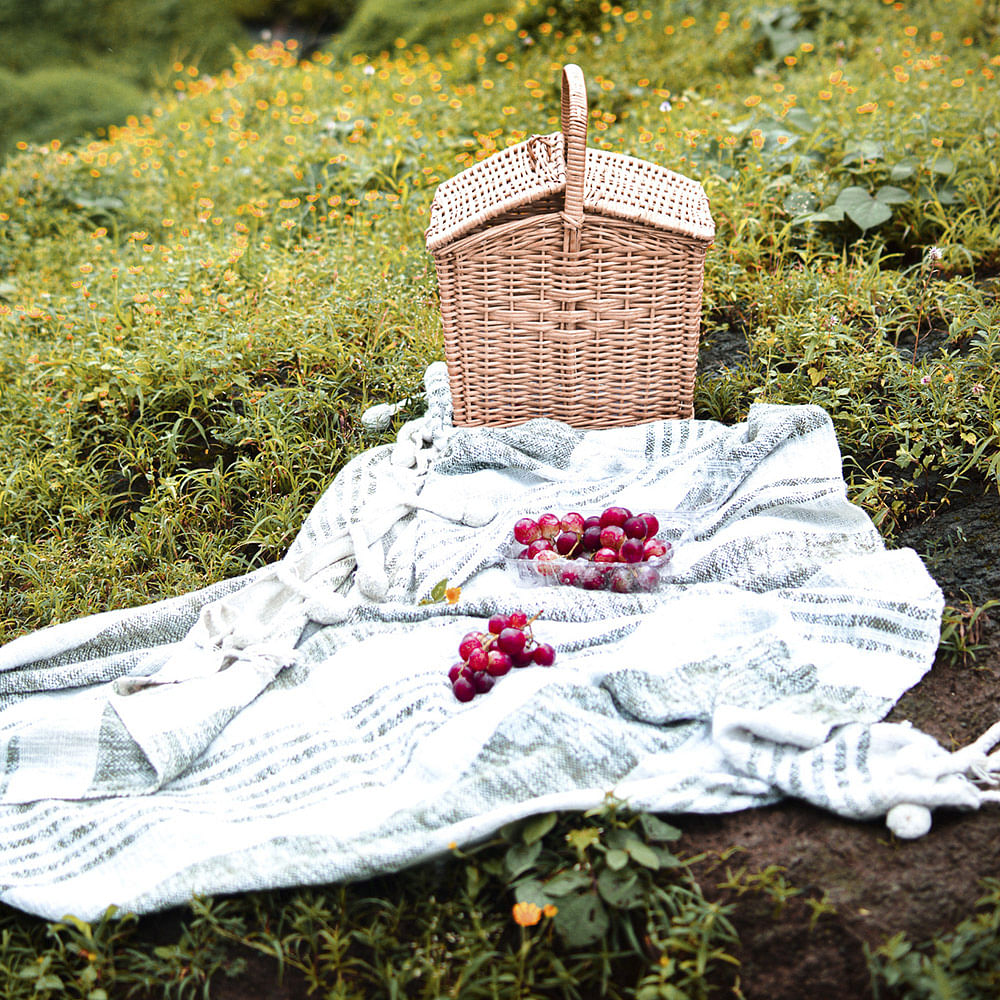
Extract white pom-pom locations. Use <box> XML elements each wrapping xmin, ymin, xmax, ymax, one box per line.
<box><xmin>461</xmin><ymin>497</ymin><xmax>496</xmax><ymax>527</ymax></box>
<box><xmin>361</xmin><ymin>403</ymin><xmax>395</xmax><ymax>432</ymax></box>
<box><xmin>886</xmin><ymin>803</ymin><xmax>932</xmax><ymax>839</ymax></box>
<box><xmin>356</xmin><ymin>567</ymin><xmax>388</xmax><ymax>602</ymax></box>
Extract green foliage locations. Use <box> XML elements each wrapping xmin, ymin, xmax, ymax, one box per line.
<box><xmin>0</xmin><ymin>67</ymin><xmax>149</xmax><ymax>158</ymax></box>
<box><xmin>431</xmin><ymin>798</ymin><xmax>738</xmax><ymax>998</ymax></box>
<box><xmin>0</xmin><ymin>0</ymin><xmax>243</xmax><ymax>81</ymax></box>
<box><xmin>938</xmin><ymin>596</ymin><xmax>1000</xmax><ymax>667</ymax></box>
<box><xmin>867</xmin><ymin>879</ymin><xmax>1000</xmax><ymax>999</ymax></box>
<box><xmin>0</xmin><ymin>0</ymin><xmax>999</xmax><ymax>994</ymax></box>
<box><xmin>334</xmin><ymin>0</ymin><xmax>504</xmax><ymax>55</ymax></box>
<box><xmin>231</xmin><ymin>0</ymin><xmax>360</xmax><ymax>27</ymax></box>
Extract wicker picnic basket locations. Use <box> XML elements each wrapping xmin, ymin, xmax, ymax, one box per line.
<box><xmin>424</xmin><ymin>64</ymin><xmax>715</xmax><ymax>428</ymax></box>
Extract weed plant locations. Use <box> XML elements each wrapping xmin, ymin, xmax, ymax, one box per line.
<box><xmin>0</xmin><ymin>0</ymin><xmax>998</xmax><ymax>994</ymax></box>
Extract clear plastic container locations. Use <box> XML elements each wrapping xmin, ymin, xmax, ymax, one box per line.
<box><xmin>505</xmin><ymin>544</ymin><xmax>674</xmax><ymax>593</ymax></box>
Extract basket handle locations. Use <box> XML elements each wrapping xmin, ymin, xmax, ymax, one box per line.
<box><xmin>560</xmin><ymin>64</ymin><xmax>588</xmax><ymax>231</ymax></box>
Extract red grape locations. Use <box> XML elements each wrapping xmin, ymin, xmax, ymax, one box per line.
<box><xmin>497</xmin><ymin>627</ymin><xmax>526</xmax><ymax>657</ymax></box>
<box><xmin>555</xmin><ymin>531</ymin><xmax>580</xmax><ymax>556</ymax></box>
<box><xmin>643</xmin><ymin>538</ymin><xmax>668</xmax><ymax>560</ymax></box>
<box><xmin>513</xmin><ymin>517</ymin><xmax>541</xmax><ymax>544</ymax></box>
<box><xmin>599</xmin><ymin>524</ymin><xmax>626</xmax><ymax>551</ymax></box>
<box><xmin>620</xmin><ymin>538</ymin><xmax>644</xmax><ymax>563</ymax></box>
<box><xmin>487</xmin><ymin>650</ymin><xmax>512</xmax><ymax>676</ymax></box>
<box><xmin>453</xmin><ymin>677</ymin><xmax>475</xmax><ymax>702</ymax></box>
<box><xmin>599</xmin><ymin>506</ymin><xmax>631</xmax><ymax>529</ymax></box>
<box><xmin>622</xmin><ymin>515</ymin><xmax>648</xmax><ymax>540</ymax></box>
<box><xmin>488</xmin><ymin>614</ymin><xmax>508</xmax><ymax>634</ymax></box>
<box><xmin>537</xmin><ymin>513</ymin><xmax>561</xmax><ymax>539</ymax></box>
<box><xmin>532</xmin><ymin>643</ymin><xmax>556</xmax><ymax>666</ymax></box>
<box><xmin>473</xmin><ymin>672</ymin><xmax>495</xmax><ymax>694</ymax></box>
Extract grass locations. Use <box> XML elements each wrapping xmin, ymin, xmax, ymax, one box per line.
<box><xmin>0</xmin><ymin>0</ymin><xmax>999</xmax><ymax>994</ymax></box>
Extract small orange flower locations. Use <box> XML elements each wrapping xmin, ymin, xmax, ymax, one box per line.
<box><xmin>445</xmin><ymin>587</ymin><xmax>461</xmax><ymax>605</ymax></box>
<box><xmin>512</xmin><ymin>901</ymin><xmax>542</xmax><ymax>926</ymax></box>
<box><xmin>542</xmin><ymin>904</ymin><xmax>558</xmax><ymax>918</ymax></box>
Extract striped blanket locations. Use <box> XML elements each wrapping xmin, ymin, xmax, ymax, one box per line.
<box><xmin>1</xmin><ymin>362</ymin><xmax>993</xmax><ymax>922</ymax></box>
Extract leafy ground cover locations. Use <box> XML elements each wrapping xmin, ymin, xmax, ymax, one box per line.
<box><xmin>0</xmin><ymin>0</ymin><xmax>998</xmax><ymax>995</ymax></box>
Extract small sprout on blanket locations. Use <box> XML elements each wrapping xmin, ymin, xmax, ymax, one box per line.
<box><xmin>420</xmin><ymin>578</ymin><xmax>462</xmax><ymax>605</ymax></box>
<box><xmin>449</xmin><ymin>610</ymin><xmax>556</xmax><ymax>701</ymax></box>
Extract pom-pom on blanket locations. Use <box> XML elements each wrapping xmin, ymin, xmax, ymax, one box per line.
<box><xmin>2</xmin><ymin>362</ymin><xmax>998</xmax><ymax>921</ymax></box>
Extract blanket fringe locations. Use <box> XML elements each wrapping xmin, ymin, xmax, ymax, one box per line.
<box><xmin>887</xmin><ymin>718</ymin><xmax>1000</xmax><ymax>839</ymax></box>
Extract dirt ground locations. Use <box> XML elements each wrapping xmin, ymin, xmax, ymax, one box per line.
<box><xmin>678</xmin><ymin>482</ymin><xmax>1000</xmax><ymax>999</ymax></box>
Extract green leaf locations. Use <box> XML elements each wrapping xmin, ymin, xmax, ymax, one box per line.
<box><xmin>783</xmin><ymin>107</ymin><xmax>815</xmax><ymax>132</ymax></box>
<box><xmin>875</xmin><ymin>185</ymin><xmax>911</xmax><ymax>205</ymax></box>
<box><xmin>637</xmin><ymin>813</ymin><xmax>682</xmax><ymax>843</ymax></box>
<box><xmin>626</xmin><ymin>839</ymin><xmax>661</xmax><ymax>870</ymax></box>
<box><xmin>889</xmin><ymin>158</ymin><xmax>917</xmax><ymax>181</ymax></box>
<box><xmin>504</xmin><ymin>839</ymin><xmax>543</xmax><ymax>879</ymax></box>
<box><xmin>544</xmin><ymin>870</ymin><xmax>593</xmax><ymax>897</ymax></box>
<box><xmin>522</xmin><ymin>812</ymin><xmax>557</xmax><ymax>845</ymax></box>
<box><xmin>842</xmin><ymin>139</ymin><xmax>884</xmax><ymax>164</ymax></box>
<box><xmin>834</xmin><ymin>186</ymin><xmax>893</xmax><ymax>231</ymax></box>
<box><xmin>605</xmin><ymin>848</ymin><xmax>630</xmax><ymax>871</ymax></box>
<box><xmin>783</xmin><ymin>189</ymin><xmax>819</xmax><ymax>215</ymax></box>
<box><xmin>554</xmin><ymin>892</ymin><xmax>610</xmax><ymax>947</ymax></box>
<box><xmin>597</xmin><ymin>867</ymin><xmax>644</xmax><ymax>908</ymax></box>
<box><xmin>797</xmin><ymin>205</ymin><xmax>846</xmax><ymax>224</ymax></box>
<box><xmin>419</xmin><ymin>578</ymin><xmax>449</xmax><ymax>604</ymax></box>
<box><xmin>930</xmin><ymin>156</ymin><xmax>954</xmax><ymax>176</ymax></box>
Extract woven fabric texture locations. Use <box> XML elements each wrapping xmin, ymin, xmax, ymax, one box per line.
<box><xmin>1</xmin><ymin>362</ymin><xmax>990</xmax><ymax>923</ymax></box>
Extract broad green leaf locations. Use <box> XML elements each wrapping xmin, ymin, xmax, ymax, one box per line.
<box><xmin>835</xmin><ymin>186</ymin><xmax>893</xmax><ymax>231</ymax></box>
<box><xmin>605</xmin><ymin>848</ymin><xmax>629</xmax><ymax>870</ymax></box>
<box><xmin>626</xmin><ymin>839</ymin><xmax>661</xmax><ymax>870</ymax></box>
<box><xmin>890</xmin><ymin>159</ymin><xmax>917</xmax><ymax>180</ymax></box>
<box><xmin>504</xmin><ymin>839</ymin><xmax>542</xmax><ymax>879</ymax></box>
<box><xmin>554</xmin><ymin>892</ymin><xmax>610</xmax><ymax>947</ymax></box>
<box><xmin>930</xmin><ymin>156</ymin><xmax>955</xmax><ymax>175</ymax></box>
<box><xmin>543</xmin><ymin>869</ymin><xmax>593</xmax><ymax>897</ymax></box>
<box><xmin>800</xmin><ymin>205</ymin><xmax>846</xmax><ymax>224</ymax></box>
<box><xmin>783</xmin><ymin>107</ymin><xmax>816</xmax><ymax>132</ymax></box>
<box><xmin>522</xmin><ymin>811</ymin><xmax>557</xmax><ymax>845</ymax></box>
<box><xmin>875</xmin><ymin>185</ymin><xmax>911</xmax><ymax>205</ymax></box>
<box><xmin>597</xmin><ymin>867</ymin><xmax>644</xmax><ymax>908</ymax></box>
<box><xmin>783</xmin><ymin>189</ymin><xmax>819</xmax><ymax>215</ymax></box>
<box><xmin>843</xmin><ymin>139</ymin><xmax>884</xmax><ymax>163</ymax></box>
<box><xmin>637</xmin><ymin>813</ymin><xmax>682</xmax><ymax>843</ymax></box>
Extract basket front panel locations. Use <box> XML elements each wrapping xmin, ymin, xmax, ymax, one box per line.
<box><xmin>434</xmin><ymin>213</ymin><xmax>708</xmax><ymax>427</ymax></box>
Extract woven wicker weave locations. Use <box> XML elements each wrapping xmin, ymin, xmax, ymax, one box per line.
<box><xmin>425</xmin><ymin>64</ymin><xmax>714</xmax><ymax>428</ymax></box>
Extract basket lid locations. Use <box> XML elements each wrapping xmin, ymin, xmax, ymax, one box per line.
<box><xmin>424</xmin><ymin>130</ymin><xmax>715</xmax><ymax>254</ymax></box>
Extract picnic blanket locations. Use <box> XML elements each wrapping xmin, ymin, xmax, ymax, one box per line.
<box><xmin>1</xmin><ymin>361</ymin><xmax>998</xmax><ymax>922</ymax></box>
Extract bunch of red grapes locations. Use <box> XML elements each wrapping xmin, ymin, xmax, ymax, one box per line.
<box><xmin>449</xmin><ymin>610</ymin><xmax>556</xmax><ymax>701</ymax></box>
<box><xmin>512</xmin><ymin>506</ymin><xmax>671</xmax><ymax>592</ymax></box>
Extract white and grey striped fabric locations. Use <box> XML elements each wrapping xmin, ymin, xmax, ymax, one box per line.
<box><xmin>0</xmin><ymin>362</ymin><xmax>993</xmax><ymax>921</ymax></box>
